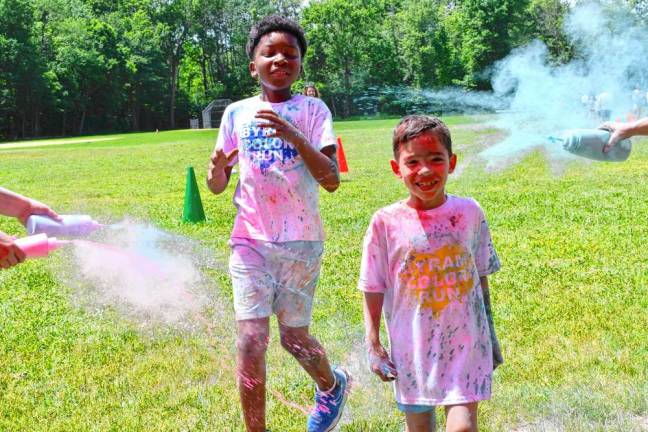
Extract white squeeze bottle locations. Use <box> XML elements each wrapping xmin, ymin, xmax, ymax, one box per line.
<box><xmin>26</xmin><ymin>214</ymin><xmax>102</xmax><ymax>237</ymax></box>
<box><xmin>559</xmin><ymin>129</ymin><xmax>632</xmax><ymax>162</ymax></box>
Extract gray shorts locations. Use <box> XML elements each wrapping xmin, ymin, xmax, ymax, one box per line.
<box><xmin>228</xmin><ymin>237</ymin><xmax>323</xmax><ymax>327</ymax></box>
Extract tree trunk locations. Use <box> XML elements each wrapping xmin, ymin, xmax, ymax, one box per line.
<box><xmin>130</xmin><ymin>88</ymin><xmax>140</xmax><ymax>131</ymax></box>
<box><xmin>21</xmin><ymin>112</ymin><xmax>26</xmax><ymax>139</ymax></box>
<box><xmin>201</xmin><ymin>47</ymin><xmax>209</xmax><ymax>93</ymax></box>
<box><xmin>170</xmin><ymin>59</ymin><xmax>178</xmax><ymax>129</ymax></box>
<box><xmin>330</xmin><ymin>96</ymin><xmax>337</xmax><ymax>118</ymax></box>
<box><xmin>79</xmin><ymin>108</ymin><xmax>86</xmax><ymax>135</ymax></box>
<box><xmin>343</xmin><ymin>64</ymin><xmax>352</xmax><ymax>118</ymax></box>
<box><xmin>33</xmin><ymin>106</ymin><xmax>40</xmax><ymax>137</ymax></box>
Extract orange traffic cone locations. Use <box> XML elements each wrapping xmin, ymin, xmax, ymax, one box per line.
<box><xmin>337</xmin><ymin>136</ymin><xmax>349</xmax><ymax>173</ymax></box>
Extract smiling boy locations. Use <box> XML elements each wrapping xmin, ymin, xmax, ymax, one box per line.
<box><xmin>206</xmin><ymin>15</ymin><xmax>348</xmax><ymax>432</ymax></box>
<box><xmin>359</xmin><ymin>115</ymin><xmax>502</xmax><ymax>432</ymax></box>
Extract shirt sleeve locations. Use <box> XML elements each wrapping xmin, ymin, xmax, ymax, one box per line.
<box><xmin>474</xmin><ymin>204</ymin><xmax>501</xmax><ymax>277</ymax></box>
<box><xmin>214</xmin><ymin>105</ymin><xmax>239</xmax><ymax>166</ymax></box>
<box><xmin>358</xmin><ymin>212</ymin><xmax>389</xmax><ymax>293</ymax></box>
<box><xmin>309</xmin><ymin>99</ymin><xmax>337</xmax><ymax>151</ymax></box>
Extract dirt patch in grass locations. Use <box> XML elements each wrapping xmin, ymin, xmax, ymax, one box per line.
<box><xmin>0</xmin><ymin>137</ymin><xmax>117</xmax><ymax>149</ymax></box>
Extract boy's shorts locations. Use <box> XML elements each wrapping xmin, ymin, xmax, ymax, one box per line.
<box><xmin>228</xmin><ymin>237</ymin><xmax>323</xmax><ymax>327</ymax></box>
<box><xmin>396</xmin><ymin>402</ymin><xmax>436</xmax><ymax>414</ymax></box>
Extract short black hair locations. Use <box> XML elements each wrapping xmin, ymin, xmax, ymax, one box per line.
<box><xmin>246</xmin><ymin>15</ymin><xmax>307</xmax><ymax>60</ymax></box>
<box><xmin>392</xmin><ymin>115</ymin><xmax>452</xmax><ymax>158</ymax></box>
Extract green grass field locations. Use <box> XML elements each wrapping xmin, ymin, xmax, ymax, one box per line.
<box><xmin>1</xmin><ymin>117</ymin><xmax>647</xmax><ymax>431</ymax></box>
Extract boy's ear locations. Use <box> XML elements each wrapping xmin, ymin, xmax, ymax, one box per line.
<box><xmin>249</xmin><ymin>61</ymin><xmax>258</xmax><ymax>79</ymax></box>
<box><xmin>448</xmin><ymin>153</ymin><xmax>457</xmax><ymax>173</ymax></box>
<box><xmin>390</xmin><ymin>159</ymin><xmax>401</xmax><ymax>177</ymax></box>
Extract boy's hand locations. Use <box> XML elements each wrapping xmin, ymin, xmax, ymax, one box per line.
<box><xmin>255</xmin><ymin>110</ymin><xmax>307</xmax><ymax>148</ymax></box>
<box><xmin>367</xmin><ymin>344</ymin><xmax>397</xmax><ymax>382</ymax></box>
<box><xmin>209</xmin><ymin>148</ymin><xmax>239</xmax><ymax>176</ymax></box>
<box><xmin>0</xmin><ymin>231</ymin><xmax>26</xmax><ymax>270</ymax></box>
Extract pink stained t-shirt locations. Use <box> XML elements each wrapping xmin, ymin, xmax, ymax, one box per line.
<box><xmin>358</xmin><ymin>196</ymin><xmax>501</xmax><ymax>406</ymax></box>
<box><xmin>215</xmin><ymin>94</ymin><xmax>337</xmax><ymax>242</ymax></box>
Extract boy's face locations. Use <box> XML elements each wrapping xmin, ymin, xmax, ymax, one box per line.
<box><xmin>390</xmin><ymin>132</ymin><xmax>456</xmax><ymax>210</ymax></box>
<box><xmin>249</xmin><ymin>31</ymin><xmax>301</xmax><ymax>95</ymax></box>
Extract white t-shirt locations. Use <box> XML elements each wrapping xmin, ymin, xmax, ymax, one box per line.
<box><xmin>215</xmin><ymin>94</ymin><xmax>337</xmax><ymax>242</ymax></box>
<box><xmin>358</xmin><ymin>196</ymin><xmax>501</xmax><ymax>406</ymax></box>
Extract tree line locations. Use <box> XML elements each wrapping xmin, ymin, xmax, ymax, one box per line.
<box><xmin>0</xmin><ymin>0</ymin><xmax>644</xmax><ymax>140</ymax></box>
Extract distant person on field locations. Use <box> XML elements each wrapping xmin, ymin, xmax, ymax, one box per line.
<box><xmin>0</xmin><ymin>187</ymin><xmax>60</xmax><ymax>269</ymax></box>
<box><xmin>581</xmin><ymin>93</ymin><xmax>595</xmax><ymax>119</ymax></box>
<box><xmin>206</xmin><ymin>15</ymin><xmax>348</xmax><ymax>432</ymax></box>
<box><xmin>595</xmin><ymin>92</ymin><xmax>612</xmax><ymax>122</ymax></box>
<box><xmin>303</xmin><ymin>83</ymin><xmax>320</xmax><ymax>98</ymax></box>
<box><xmin>359</xmin><ymin>115</ymin><xmax>502</xmax><ymax>432</ymax></box>
<box><xmin>631</xmin><ymin>86</ymin><xmax>643</xmax><ymax>118</ymax></box>
<box><xmin>600</xmin><ymin>117</ymin><xmax>648</xmax><ymax>152</ymax></box>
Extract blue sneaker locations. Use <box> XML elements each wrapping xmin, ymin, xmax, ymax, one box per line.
<box><xmin>307</xmin><ymin>367</ymin><xmax>350</xmax><ymax>432</ymax></box>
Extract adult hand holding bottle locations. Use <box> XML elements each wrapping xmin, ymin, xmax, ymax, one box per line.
<box><xmin>0</xmin><ymin>231</ymin><xmax>26</xmax><ymax>269</ymax></box>
<box><xmin>600</xmin><ymin>117</ymin><xmax>648</xmax><ymax>152</ymax></box>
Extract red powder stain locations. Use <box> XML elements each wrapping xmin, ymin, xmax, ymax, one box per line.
<box><xmin>449</xmin><ymin>214</ymin><xmax>462</xmax><ymax>228</ymax></box>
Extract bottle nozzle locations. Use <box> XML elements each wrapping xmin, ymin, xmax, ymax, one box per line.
<box><xmin>49</xmin><ymin>238</ymin><xmax>71</xmax><ymax>251</ymax></box>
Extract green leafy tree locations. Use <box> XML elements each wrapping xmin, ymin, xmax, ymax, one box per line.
<box><xmin>303</xmin><ymin>0</ymin><xmax>399</xmax><ymax>117</ymax></box>
<box><xmin>396</xmin><ymin>0</ymin><xmax>457</xmax><ymax>88</ymax></box>
<box><xmin>0</xmin><ymin>0</ymin><xmax>48</xmax><ymax>138</ymax></box>
<box><xmin>449</xmin><ymin>0</ymin><xmax>530</xmax><ymax>89</ymax></box>
<box><xmin>118</xmin><ymin>3</ymin><xmax>167</xmax><ymax>131</ymax></box>
<box><xmin>526</xmin><ymin>0</ymin><xmax>573</xmax><ymax>64</ymax></box>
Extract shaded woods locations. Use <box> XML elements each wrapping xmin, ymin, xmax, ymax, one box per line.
<box><xmin>0</xmin><ymin>0</ymin><xmax>645</xmax><ymax>140</ymax></box>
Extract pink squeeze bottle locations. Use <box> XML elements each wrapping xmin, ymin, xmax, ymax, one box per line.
<box><xmin>26</xmin><ymin>214</ymin><xmax>102</xmax><ymax>237</ymax></box>
<box><xmin>14</xmin><ymin>234</ymin><xmax>69</xmax><ymax>259</ymax></box>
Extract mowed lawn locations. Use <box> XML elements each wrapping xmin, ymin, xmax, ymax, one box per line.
<box><xmin>0</xmin><ymin>117</ymin><xmax>646</xmax><ymax>431</ymax></box>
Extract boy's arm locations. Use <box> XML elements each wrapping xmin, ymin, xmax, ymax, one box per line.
<box><xmin>481</xmin><ymin>275</ymin><xmax>504</xmax><ymax>369</ymax></box>
<box><xmin>206</xmin><ymin>148</ymin><xmax>238</xmax><ymax>195</ymax></box>
<box><xmin>364</xmin><ymin>292</ymin><xmax>397</xmax><ymax>381</ymax></box>
<box><xmin>480</xmin><ymin>276</ymin><xmax>492</xmax><ymax>315</ymax></box>
<box><xmin>254</xmin><ymin>110</ymin><xmax>340</xmax><ymax>192</ymax></box>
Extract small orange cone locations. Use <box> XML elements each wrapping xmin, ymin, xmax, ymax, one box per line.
<box><xmin>337</xmin><ymin>136</ymin><xmax>349</xmax><ymax>173</ymax></box>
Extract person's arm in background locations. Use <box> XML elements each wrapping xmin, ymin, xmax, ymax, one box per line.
<box><xmin>0</xmin><ymin>187</ymin><xmax>60</xmax><ymax>225</ymax></box>
<box><xmin>600</xmin><ymin>117</ymin><xmax>648</xmax><ymax>152</ymax></box>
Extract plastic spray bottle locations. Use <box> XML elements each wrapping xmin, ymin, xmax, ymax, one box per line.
<box><xmin>556</xmin><ymin>129</ymin><xmax>632</xmax><ymax>162</ymax></box>
<box><xmin>26</xmin><ymin>214</ymin><xmax>102</xmax><ymax>237</ymax></box>
<box><xmin>14</xmin><ymin>233</ymin><xmax>69</xmax><ymax>258</ymax></box>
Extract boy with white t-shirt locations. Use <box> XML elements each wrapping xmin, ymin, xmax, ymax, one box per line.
<box><xmin>206</xmin><ymin>15</ymin><xmax>348</xmax><ymax>432</ymax></box>
<box><xmin>359</xmin><ymin>115</ymin><xmax>501</xmax><ymax>432</ymax></box>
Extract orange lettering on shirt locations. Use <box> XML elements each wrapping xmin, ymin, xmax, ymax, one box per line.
<box><xmin>399</xmin><ymin>244</ymin><xmax>474</xmax><ymax>314</ymax></box>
